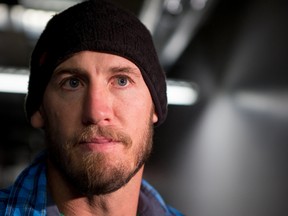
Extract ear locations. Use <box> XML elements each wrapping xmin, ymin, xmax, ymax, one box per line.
<box><xmin>30</xmin><ymin>109</ymin><xmax>45</xmax><ymax>128</ymax></box>
<box><xmin>152</xmin><ymin>111</ymin><xmax>158</xmax><ymax>124</ymax></box>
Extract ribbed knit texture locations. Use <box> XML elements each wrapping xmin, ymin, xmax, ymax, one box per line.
<box><xmin>25</xmin><ymin>0</ymin><xmax>167</xmax><ymax>126</ymax></box>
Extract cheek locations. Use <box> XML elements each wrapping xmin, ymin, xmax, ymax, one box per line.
<box><xmin>117</xmin><ymin>94</ymin><xmax>154</xmax><ymax>133</ymax></box>
<box><xmin>42</xmin><ymin>106</ymin><xmax>78</xmax><ymax>147</ymax></box>
<box><xmin>42</xmin><ymin>93</ymin><xmax>82</xmax><ymax>130</ymax></box>
<box><xmin>116</xmin><ymin>94</ymin><xmax>150</xmax><ymax>121</ymax></box>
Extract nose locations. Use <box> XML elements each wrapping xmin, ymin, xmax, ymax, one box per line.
<box><xmin>82</xmin><ymin>85</ymin><xmax>113</xmax><ymax>126</ymax></box>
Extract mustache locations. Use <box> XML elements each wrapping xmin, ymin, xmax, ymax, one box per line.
<box><xmin>72</xmin><ymin>125</ymin><xmax>132</xmax><ymax>148</ymax></box>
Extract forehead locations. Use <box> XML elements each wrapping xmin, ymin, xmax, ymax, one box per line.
<box><xmin>55</xmin><ymin>51</ymin><xmax>141</xmax><ymax>74</ymax></box>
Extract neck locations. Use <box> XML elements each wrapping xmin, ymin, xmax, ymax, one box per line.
<box><xmin>46</xmin><ymin>159</ymin><xmax>143</xmax><ymax>216</ymax></box>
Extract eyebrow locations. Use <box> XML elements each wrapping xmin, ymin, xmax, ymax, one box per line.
<box><xmin>53</xmin><ymin>66</ymin><xmax>142</xmax><ymax>78</ymax></box>
<box><xmin>50</xmin><ymin>68</ymin><xmax>87</xmax><ymax>85</ymax></box>
<box><xmin>53</xmin><ymin>67</ymin><xmax>85</xmax><ymax>76</ymax></box>
<box><xmin>110</xmin><ymin>66</ymin><xmax>141</xmax><ymax>77</ymax></box>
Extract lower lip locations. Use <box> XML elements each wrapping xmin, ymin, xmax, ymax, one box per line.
<box><xmin>79</xmin><ymin>142</ymin><xmax>119</xmax><ymax>152</ymax></box>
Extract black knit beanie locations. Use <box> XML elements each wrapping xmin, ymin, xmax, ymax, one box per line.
<box><xmin>25</xmin><ymin>0</ymin><xmax>167</xmax><ymax>126</ymax></box>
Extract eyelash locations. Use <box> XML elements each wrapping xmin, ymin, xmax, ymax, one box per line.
<box><xmin>59</xmin><ymin>74</ymin><xmax>134</xmax><ymax>90</ymax></box>
<box><xmin>113</xmin><ymin>75</ymin><xmax>133</xmax><ymax>87</ymax></box>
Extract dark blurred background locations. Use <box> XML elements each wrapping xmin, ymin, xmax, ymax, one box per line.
<box><xmin>1</xmin><ymin>0</ymin><xmax>288</xmax><ymax>215</ymax></box>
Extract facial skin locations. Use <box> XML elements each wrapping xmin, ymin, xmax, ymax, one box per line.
<box><xmin>31</xmin><ymin>51</ymin><xmax>158</xmax><ymax>196</ymax></box>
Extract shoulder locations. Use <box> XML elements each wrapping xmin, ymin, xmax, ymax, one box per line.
<box><xmin>0</xmin><ymin>152</ymin><xmax>47</xmax><ymax>215</ymax></box>
<box><xmin>139</xmin><ymin>179</ymin><xmax>184</xmax><ymax>216</ymax></box>
<box><xmin>0</xmin><ymin>187</ymin><xmax>11</xmax><ymax>199</ymax></box>
<box><xmin>0</xmin><ymin>187</ymin><xmax>11</xmax><ymax>214</ymax></box>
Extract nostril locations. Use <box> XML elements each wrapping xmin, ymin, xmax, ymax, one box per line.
<box><xmin>82</xmin><ymin>111</ymin><xmax>112</xmax><ymax>126</ymax></box>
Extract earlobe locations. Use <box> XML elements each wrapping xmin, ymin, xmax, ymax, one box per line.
<box><xmin>30</xmin><ymin>110</ymin><xmax>45</xmax><ymax>128</ymax></box>
<box><xmin>152</xmin><ymin>112</ymin><xmax>158</xmax><ymax>124</ymax></box>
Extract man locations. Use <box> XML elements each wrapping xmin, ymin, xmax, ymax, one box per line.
<box><xmin>0</xmin><ymin>0</ymin><xmax>183</xmax><ymax>215</ymax></box>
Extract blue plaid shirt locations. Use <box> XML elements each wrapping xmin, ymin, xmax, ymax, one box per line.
<box><xmin>0</xmin><ymin>153</ymin><xmax>183</xmax><ymax>216</ymax></box>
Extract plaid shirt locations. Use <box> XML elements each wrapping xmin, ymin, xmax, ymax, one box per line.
<box><xmin>0</xmin><ymin>152</ymin><xmax>183</xmax><ymax>216</ymax></box>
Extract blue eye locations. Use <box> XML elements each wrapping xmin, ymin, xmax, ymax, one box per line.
<box><xmin>117</xmin><ymin>77</ymin><xmax>128</xmax><ymax>86</ymax></box>
<box><xmin>69</xmin><ymin>78</ymin><xmax>80</xmax><ymax>88</ymax></box>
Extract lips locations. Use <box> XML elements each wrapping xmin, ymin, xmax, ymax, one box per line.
<box><xmin>78</xmin><ymin>136</ymin><xmax>122</xmax><ymax>152</ymax></box>
<box><xmin>79</xmin><ymin>137</ymin><xmax>120</xmax><ymax>145</ymax></box>
<box><xmin>80</xmin><ymin>137</ymin><xmax>116</xmax><ymax>145</ymax></box>
<box><xmin>74</xmin><ymin>125</ymin><xmax>132</xmax><ymax>149</ymax></box>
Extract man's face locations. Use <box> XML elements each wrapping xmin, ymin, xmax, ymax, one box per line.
<box><xmin>31</xmin><ymin>51</ymin><xmax>158</xmax><ymax>195</ymax></box>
